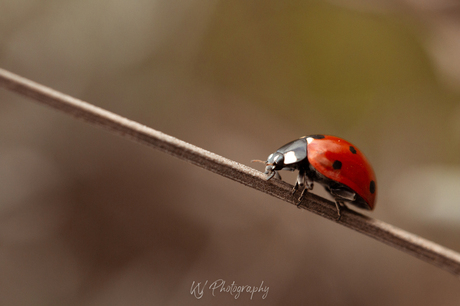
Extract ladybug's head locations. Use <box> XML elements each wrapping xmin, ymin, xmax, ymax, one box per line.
<box><xmin>264</xmin><ymin>152</ymin><xmax>284</xmax><ymax>180</ymax></box>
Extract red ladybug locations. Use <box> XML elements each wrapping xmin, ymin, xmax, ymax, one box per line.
<box><xmin>253</xmin><ymin>135</ymin><xmax>376</xmax><ymax>220</ymax></box>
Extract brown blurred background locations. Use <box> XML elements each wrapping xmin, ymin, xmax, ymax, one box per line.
<box><xmin>1</xmin><ymin>0</ymin><xmax>460</xmax><ymax>305</ymax></box>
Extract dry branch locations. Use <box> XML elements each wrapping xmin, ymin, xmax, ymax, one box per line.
<box><xmin>1</xmin><ymin>67</ymin><xmax>460</xmax><ymax>277</ymax></box>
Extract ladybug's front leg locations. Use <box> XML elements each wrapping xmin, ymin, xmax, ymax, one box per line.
<box><xmin>291</xmin><ymin>182</ymin><xmax>299</xmax><ymax>195</ymax></box>
<box><xmin>292</xmin><ymin>169</ymin><xmax>304</xmax><ymax>195</ymax></box>
<box><xmin>291</xmin><ymin>169</ymin><xmax>303</xmax><ymax>195</ymax></box>
<box><xmin>294</xmin><ymin>169</ymin><xmax>313</xmax><ymax>207</ymax></box>
<box><xmin>298</xmin><ymin>178</ymin><xmax>313</xmax><ymax>202</ymax></box>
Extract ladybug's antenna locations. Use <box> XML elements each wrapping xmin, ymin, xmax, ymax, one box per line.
<box><xmin>251</xmin><ymin>159</ymin><xmax>266</xmax><ymax>164</ymax></box>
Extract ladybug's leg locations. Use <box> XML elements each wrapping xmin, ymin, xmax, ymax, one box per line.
<box><xmin>293</xmin><ymin>169</ymin><xmax>305</xmax><ymax>207</ymax></box>
<box><xmin>295</xmin><ymin>169</ymin><xmax>314</xmax><ymax>206</ymax></box>
<box><xmin>291</xmin><ymin>179</ymin><xmax>309</xmax><ymax>195</ymax></box>
<box><xmin>333</xmin><ymin>202</ymin><xmax>350</xmax><ymax>221</ymax></box>
<box><xmin>306</xmin><ymin>176</ymin><xmax>314</xmax><ymax>190</ymax></box>
<box><xmin>329</xmin><ymin>188</ymin><xmax>355</xmax><ymax>221</ymax></box>
<box><xmin>266</xmin><ymin>171</ymin><xmax>275</xmax><ymax>181</ymax></box>
<box><xmin>266</xmin><ymin>171</ymin><xmax>282</xmax><ymax>181</ymax></box>
<box><xmin>334</xmin><ymin>201</ymin><xmax>343</xmax><ymax>221</ymax></box>
<box><xmin>292</xmin><ymin>169</ymin><xmax>305</xmax><ymax>195</ymax></box>
<box><xmin>298</xmin><ymin>179</ymin><xmax>313</xmax><ymax>201</ymax></box>
<box><xmin>291</xmin><ymin>182</ymin><xmax>299</xmax><ymax>195</ymax></box>
<box><xmin>329</xmin><ymin>188</ymin><xmax>356</xmax><ymax>202</ymax></box>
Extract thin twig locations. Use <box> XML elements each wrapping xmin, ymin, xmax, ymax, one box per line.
<box><xmin>1</xmin><ymin>68</ymin><xmax>460</xmax><ymax>278</ymax></box>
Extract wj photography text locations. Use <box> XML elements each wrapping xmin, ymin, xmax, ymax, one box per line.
<box><xmin>190</xmin><ymin>279</ymin><xmax>269</xmax><ymax>300</ymax></box>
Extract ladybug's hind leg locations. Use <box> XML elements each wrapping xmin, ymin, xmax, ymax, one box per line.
<box><xmin>333</xmin><ymin>201</ymin><xmax>348</xmax><ymax>221</ymax></box>
<box><xmin>328</xmin><ymin>188</ymin><xmax>355</xmax><ymax>221</ymax></box>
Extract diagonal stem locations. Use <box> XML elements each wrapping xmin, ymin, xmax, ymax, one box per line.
<box><xmin>1</xmin><ymin>67</ymin><xmax>460</xmax><ymax>277</ymax></box>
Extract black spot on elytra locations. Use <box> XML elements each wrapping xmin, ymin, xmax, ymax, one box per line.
<box><xmin>349</xmin><ymin>146</ymin><xmax>357</xmax><ymax>154</ymax></box>
<box><xmin>309</xmin><ymin>134</ymin><xmax>325</xmax><ymax>139</ymax></box>
<box><xmin>332</xmin><ymin>160</ymin><xmax>342</xmax><ymax>170</ymax></box>
<box><xmin>370</xmin><ymin>181</ymin><xmax>376</xmax><ymax>194</ymax></box>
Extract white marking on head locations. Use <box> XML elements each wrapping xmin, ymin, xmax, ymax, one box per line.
<box><xmin>306</xmin><ymin>137</ymin><xmax>314</xmax><ymax>144</ymax></box>
<box><xmin>284</xmin><ymin>151</ymin><xmax>297</xmax><ymax>164</ymax></box>
<box><xmin>268</xmin><ymin>153</ymin><xmax>273</xmax><ymax>161</ymax></box>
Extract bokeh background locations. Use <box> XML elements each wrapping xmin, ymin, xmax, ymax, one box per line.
<box><xmin>1</xmin><ymin>0</ymin><xmax>460</xmax><ymax>305</ymax></box>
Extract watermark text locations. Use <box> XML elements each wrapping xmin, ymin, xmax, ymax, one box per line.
<box><xmin>190</xmin><ymin>279</ymin><xmax>269</xmax><ymax>300</ymax></box>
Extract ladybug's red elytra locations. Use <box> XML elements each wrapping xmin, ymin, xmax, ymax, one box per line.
<box><xmin>253</xmin><ymin>135</ymin><xmax>376</xmax><ymax>220</ymax></box>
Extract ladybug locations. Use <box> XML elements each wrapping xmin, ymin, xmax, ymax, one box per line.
<box><xmin>253</xmin><ymin>135</ymin><xmax>376</xmax><ymax>220</ymax></box>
